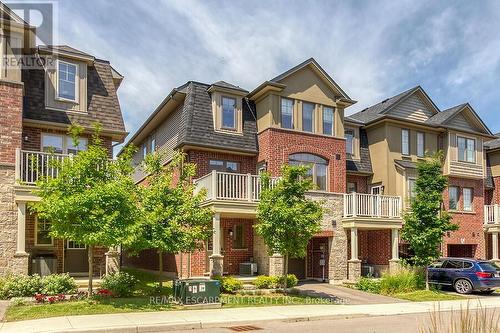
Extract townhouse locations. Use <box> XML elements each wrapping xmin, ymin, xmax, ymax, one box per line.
<box><xmin>0</xmin><ymin>5</ymin><xmax>126</xmax><ymax>276</ymax></box>
<box><xmin>123</xmin><ymin>57</ymin><xmax>500</xmax><ymax>283</ymax></box>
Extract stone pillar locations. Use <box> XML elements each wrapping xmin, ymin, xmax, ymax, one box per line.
<box><xmin>492</xmin><ymin>232</ymin><xmax>499</xmax><ymax>261</ymax></box>
<box><xmin>105</xmin><ymin>247</ymin><xmax>120</xmax><ymax>275</ymax></box>
<box><xmin>16</xmin><ymin>201</ymin><xmax>27</xmax><ymax>255</ymax></box>
<box><xmin>268</xmin><ymin>254</ymin><xmax>284</xmax><ymax>276</ymax></box>
<box><xmin>389</xmin><ymin>228</ymin><xmax>401</xmax><ymax>274</ymax></box>
<box><xmin>209</xmin><ymin>213</ymin><xmax>224</xmax><ymax>276</ymax></box>
<box><xmin>348</xmin><ymin>227</ymin><xmax>361</xmax><ymax>281</ymax></box>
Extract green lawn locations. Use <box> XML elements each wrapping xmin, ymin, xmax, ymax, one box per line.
<box><xmin>392</xmin><ymin>290</ymin><xmax>464</xmax><ymax>302</ymax></box>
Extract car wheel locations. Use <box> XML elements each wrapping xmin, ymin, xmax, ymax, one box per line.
<box><xmin>454</xmin><ymin>279</ymin><xmax>473</xmax><ymax>294</ymax></box>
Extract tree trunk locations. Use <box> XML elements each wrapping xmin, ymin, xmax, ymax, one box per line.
<box><xmin>88</xmin><ymin>245</ymin><xmax>94</xmax><ymax>296</ymax></box>
<box><xmin>425</xmin><ymin>266</ymin><xmax>429</xmax><ymax>291</ymax></box>
<box><xmin>158</xmin><ymin>250</ymin><xmax>163</xmax><ymax>288</ymax></box>
<box><xmin>283</xmin><ymin>254</ymin><xmax>289</xmax><ymax>293</ymax></box>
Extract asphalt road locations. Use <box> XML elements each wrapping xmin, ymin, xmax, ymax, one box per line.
<box><xmin>163</xmin><ymin>308</ymin><xmax>500</xmax><ymax>333</ymax></box>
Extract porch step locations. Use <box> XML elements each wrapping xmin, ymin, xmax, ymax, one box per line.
<box><xmin>242</xmin><ymin>283</ymin><xmax>256</xmax><ymax>290</ymax></box>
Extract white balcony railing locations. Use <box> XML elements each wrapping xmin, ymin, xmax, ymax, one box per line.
<box><xmin>15</xmin><ymin>149</ymin><xmax>71</xmax><ymax>185</ymax></box>
<box><xmin>343</xmin><ymin>193</ymin><xmax>402</xmax><ymax>218</ymax></box>
<box><xmin>485</xmin><ymin>205</ymin><xmax>500</xmax><ymax>224</ymax></box>
<box><xmin>193</xmin><ymin>170</ymin><xmax>278</xmax><ymax>202</ymax></box>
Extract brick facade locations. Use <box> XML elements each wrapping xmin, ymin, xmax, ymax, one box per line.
<box><xmin>346</xmin><ymin>174</ymin><xmax>369</xmax><ymax>193</ymax></box>
<box><xmin>258</xmin><ymin>127</ymin><xmax>346</xmax><ymax>193</ymax></box>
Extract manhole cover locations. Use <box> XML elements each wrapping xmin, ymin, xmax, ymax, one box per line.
<box><xmin>227</xmin><ymin>325</ymin><xmax>263</xmax><ymax>331</ymax></box>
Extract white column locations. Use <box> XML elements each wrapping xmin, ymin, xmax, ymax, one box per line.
<box><xmin>492</xmin><ymin>232</ymin><xmax>499</xmax><ymax>260</ymax></box>
<box><xmin>246</xmin><ymin>173</ymin><xmax>252</xmax><ymax>202</ymax></box>
<box><xmin>391</xmin><ymin>228</ymin><xmax>399</xmax><ymax>260</ymax></box>
<box><xmin>212</xmin><ymin>213</ymin><xmax>221</xmax><ymax>255</ymax></box>
<box><xmin>16</xmin><ymin>202</ymin><xmax>27</xmax><ymax>255</ymax></box>
<box><xmin>350</xmin><ymin>227</ymin><xmax>358</xmax><ymax>260</ymax></box>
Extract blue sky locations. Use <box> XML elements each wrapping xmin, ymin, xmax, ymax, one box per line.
<box><xmin>48</xmin><ymin>1</ymin><xmax>500</xmax><ymax>138</ymax></box>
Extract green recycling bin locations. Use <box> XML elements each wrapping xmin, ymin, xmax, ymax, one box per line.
<box><xmin>173</xmin><ymin>279</ymin><xmax>220</xmax><ymax>304</ymax></box>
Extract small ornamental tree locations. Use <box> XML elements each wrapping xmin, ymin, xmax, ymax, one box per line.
<box><xmin>401</xmin><ymin>152</ymin><xmax>458</xmax><ymax>289</ymax></box>
<box><xmin>133</xmin><ymin>151</ymin><xmax>213</xmax><ymax>287</ymax></box>
<box><xmin>255</xmin><ymin>165</ymin><xmax>323</xmax><ymax>289</ymax></box>
<box><xmin>34</xmin><ymin>124</ymin><xmax>141</xmax><ymax>295</ymax></box>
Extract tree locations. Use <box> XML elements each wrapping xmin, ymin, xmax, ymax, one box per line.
<box><xmin>33</xmin><ymin>124</ymin><xmax>141</xmax><ymax>295</ymax></box>
<box><xmin>132</xmin><ymin>151</ymin><xmax>213</xmax><ymax>287</ymax></box>
<box><xmin>401</xmin><ymin>152</ymin><xmax>458</xmax><ymax>289</ymax></box>
<box><xmin>255</xmin><ymin>165</ymin><xmax>323</xmax><ymax>289</ymax></box>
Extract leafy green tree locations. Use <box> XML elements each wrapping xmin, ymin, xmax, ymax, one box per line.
<box><xmin>401</xmin><ymin>152</ymin><xmax>458</xmax><ymax>289</ymax></box>
<box><xmin>33</xmin><ymin>124</ymin><xmax>141</xmax><ymax>295</ymax></box>
<box><xmin>132</xmin><ymin>151</ymin><xmax>213</xmax><ymax>287</ymax></box>
<box><xmin>255</xmin><ymin>165</ymin><xmax>323</xmax><ymax>289</ymax></box>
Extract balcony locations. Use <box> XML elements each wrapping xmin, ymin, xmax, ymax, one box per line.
<box><xmin>342</xmin><ymin>193</ymin><xmax>403</xmax><ymax>229</ymax></box>
<box><xmin>484</xmin><ymin>205</ymin><xmax>500</xmax><ymax>232</ymax></box>
<box><xmin>15</xmin><ymin>149</ymin><xmax>70</xmax><ymax>186</ymax></box>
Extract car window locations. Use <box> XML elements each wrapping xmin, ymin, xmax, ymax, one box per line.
<box><xmin>478</xmin><ymin>262</ymin><xmax>498</xmax><ymax>271</ymax></box>
<box><xmin>463</xmin><ymin>262</ymin><xmax>473</xmax><ymax>269</ymax></box>
<box><xmin>442</xmin><ymin>260</ymin><xmax>463</xmax><ymax>269</ymax></box>
<box><xmin>429</xmin><ymin>261</ymin><xmax>443</xmax><ymax>268</ymax></box>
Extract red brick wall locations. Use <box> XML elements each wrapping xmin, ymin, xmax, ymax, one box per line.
<box><xmin>257</xmin><ymin>128</ymin><xmax>346</xmax><ymax>193</ymax></box>
<box><xmin>221</xmin><ymin>218</ymin><xmax>254</xmax><ymax>275</ymax></box>
<box><xmin>442</xmin><ymin>177</ymin><xmax>485</xmax><ymax>258</ymax></box>
<box><xmin>0</xmin><ymin>81</ymin><xmax>23</xmax><ymax>165</ymax></box>
<box><xmin>358</xmin><ymin>230</ymin><xmax>391</xmax><ymax>265</ymax></box>
<box><xmin>186</xmin><ymin>150</ymin><xmax>257</xmax><ymax>178</ymax></box>
<box><xmin>487</xmin><ymin>177</ymin><xmax>500</xmax><ymax>205</ymax></box>
<box><xmin>347</xmin><ymin>175</ymin><xmax>369</xmax><ymax>193</ymax></box>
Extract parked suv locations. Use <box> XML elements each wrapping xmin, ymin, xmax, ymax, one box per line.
<box><xmin>428</xmin><ymin>258</ymin><xmax>500</xmax><ymax>294</ymax></box>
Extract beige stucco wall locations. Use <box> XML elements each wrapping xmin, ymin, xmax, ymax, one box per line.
<box><xmin>489</xmin><ymin>150</ymin><xmax>500</xmax><ymax>177</ymax></box>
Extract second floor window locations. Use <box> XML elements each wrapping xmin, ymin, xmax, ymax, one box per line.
<box><xmin>345</xmin><ymin>129</ymin><xmax>354</xmax><ymax>156</ymax></box>
<box><xmin>323</xmin><ymin>107</ymin><xmax>334</xmax><ymax>135</ymax></box>
<box><xmin>401</xmin><ymin>129</ymin><xmax>410</xmax><ymax>155</ymax></box>
<box><xmin>42</xmin><ymin>134</ymin><xmax>87</xmax><ymax>154</ymax></box>
<box><xmin>449</xmin><ymin>186</ymin><xmax>458</xmax><ymax>210</ymax></box>
<box><xmin>281</xmin><ymin>98</ymin><xmax>294</xmax><ymax>129</ymax></box>
<box><xmin>57</xmin><ymin>61</ymin><xmax>77</xmax><ymax>101</ymax></box>
<box><xmin>209</xmin><ymin>160</ymin><xmax>240</xmax><ymax>173</ymax></box>
<box><xmin>457</xmin><ymin>136</ymin><xmax>475</xmax><ymax>163</ymax></box>
<box><xmin>289</xmin><ymin>153</ymin><xmax>328</xmax><ymax>191</ymax></box>
<box><xmin>302</xmin><ymin>102</ymin><xmax>314</xmax><ymax>132</ymax></box>
<box><xmin>417</xmin><ymin>132</ymin><xmax>425</xmax><ymax>157</ymax></box>
<box><xmin>222</xmin><ymin>97</ymin><xmax>236</xmax><ymax>129</ymax></box>
<box><xmin>463</xmin><ymin>187</ymin><xmax>473</xmax><ymax>211</ymax></box>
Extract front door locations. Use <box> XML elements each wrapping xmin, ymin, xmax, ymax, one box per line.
<box><xmin>65</xmin><ymin>240</ymin><xmax>88</xmax><ymax>273</ymax></box>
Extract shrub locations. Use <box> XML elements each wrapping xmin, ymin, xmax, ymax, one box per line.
<box><xmin>41</xmin><ymin>274</ymin><xmax>77</xmax><ymax>295</ymax></box>
<box><xmin>0</xmin><ymin>274</ymin><xmax>43</xmax><ymax>299</ymax></box>
<box><xmin>379</xmin><ymin>269</ymin><xmax>424</xmax><ymax>295</ymax></box>
<box><xmin>254</xmin><ymin>275</ymin><xmax>277</xmax><ymax>289</ymax></box>
<box><xmin>277</xmin><ymin>274</ymin><xmax>298</xmax><ymax>288</ymax></box>
<box><xmin>355</xmin><ymin>277</ymin><xmax>381</xmax><ymax>294</ymax></box>
<box><xmin>214</xmin><ymin>276</ymin><xmax>243</xmax><ymax>294</ymax></box>
<box><xmin>101</xmin><ymin>272</ymin><xmax>138</xmax><ymax>297</ymax></box>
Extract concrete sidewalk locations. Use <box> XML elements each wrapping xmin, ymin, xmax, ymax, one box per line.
<box><xmin>1</xmin><ymin>297</ymin><xmax>499</xmax><ymax>333</ymax></box>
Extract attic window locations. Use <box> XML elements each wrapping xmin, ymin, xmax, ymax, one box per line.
<box><xmin>57</xmin><ymin>60</ymin><xmax>78</xmax><ymax>102</ymax></box>
<box><xmin>222</xmin><ymin>96</ymin><xmax>236</xmax><ymax>130</ymax></box>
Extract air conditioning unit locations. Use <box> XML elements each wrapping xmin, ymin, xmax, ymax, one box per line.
<box><xmin>361</xmin><ymin>265</ymin><xmax>375</xmax><ymax>277</ymax></box>
<box><xmin>32</xmin><ymin>257</ymin><xmax>57</xmax><ymax>277</ymax></box>
<box><xmin>239</xmin><ymin>262</ymin><xmax>258</xmax><ymax>276</ymax></box>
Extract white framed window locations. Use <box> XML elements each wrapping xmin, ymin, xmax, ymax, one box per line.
<box><xmin>67</xmin><ymin>240</ymin><xmax>86</xmax><ymax>249</ymax></box>
<box><xmin>463</xmin><ymin>188</ymin><xmax>473</xmax><ymax>211</ymax></box>
<box><xmin>408</xmin><ymin>178</ymin><xmax>417</xmax><ymax>201</ymax></box>
<box><xmin>221</xmin><ymin>96</ymin><xmax>236</xmax><ymax>129</ymax></box>
<box><xmin>289</xmin><ymin>153</ymin><xmax>328</xmax><ymax>191</ymax></box>
<box><xmin>345</xmin><ymin>129</ymin><xmax>354</xmax><ymax>156</ymax></box>
<box><xmin>66</xmin><ymin>137</ymin><xmax>88</xmax><ymax>155</ymax></box>
<box><xmin>209</xmin><ymin>159</ymin><xmax>240</xmax><ymax>173</ymax></box>
<box><xmin>142</xmin><ymin>144</ymin><xmax>147</xmax><ymax>159</ymax></box>
<box><xmin>402</xmin><ymin>129</ymin><xmax>410</xmax><ymax>155</ymax></box>
<box><xmin>150</xmin><ymin>136</ymin><xmax>156</xmax><ymax>153</ymax></box>
<box><xmin>35</xmin><ymin>217</ymin><xmax>53</xmax><ymax>246</ymax></box>
<box><xmin>57</xmin><ymin>60</ymin><xmax>78</xmax><ymax>102</ymax></box>
<box><xmin>302</xmin><ymin>102</ymin><xmax>314</xmax><ymax>132</ymax></box>
<box><xmin>417</xmin><ymin>132</ymin><xmax>425</xmax><ymax>157</ymax></box>
<box><xmin>42</xmin><ymin>134</ymin><xmax>87</xmax><ymax>154</ymax></box>
<box><xmin>281</xmin><ymin>98</ymin><xmax>294</xmax><ymax>129</ymax></box>
<box><xmin>457</xmin><ymin>136</ymin><xmax>475</xmax><ymax>163</ymax></box>
<box><xmin>449</xmin><ymin>186</ymin><xmax>459</xmax><ymax>210</ymax></box>
<box><xmin>233</xmin><ymin>224</ymin><xmax>246</xmax><ymax>249</ymax></box>
<box><xmin>322</xmin><ymin>106</ymin><xmax>334</xmax><ymax>135</ymax></box>
<box><xmin>371</xmin><ymin>185</ymin><xmax>383</xmax><ymax>195</ymax></box>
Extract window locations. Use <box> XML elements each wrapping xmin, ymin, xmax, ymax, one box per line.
<box><xmin>150</xmin><ymin>136</ymin><xmax>156</xmax><ymax>153</ymax></box>
<box><xmin>289</xmin><ymin>153</ymin><xmax>328</xmax><ymax>191</ymax></box>
<box><xmin>233</xmin><ymin>224</ymin><xmax>245</xmax><ymax>249</ymax></box>
<box><xmin>57</xmin><ymin>61</ymin><xmax>78</xmax><ymax>101</ymax></box>
<box><xmin>35</xmin><ymin>217</ymin><xmax>53</xmax><ymax>246</ymax></box>
<box><xmin>142</xmin><ymin>144</ymin><xmax>147</xmax><ymax>159</ymax></box>
<box><xmin>449</xmin><ymin>186</ymin><xmax>458</xmax><ymax>210</ymax></box>
<box><xmin>322</xmin><ymin>107</ymin><xmax>334</xmax><ymax>135</ymax></box>
<box><xmin>209</xmin><ymin>160</ymin><xmax>240</xmax><ymax>173</ymax></box>
<box><xmin>443</xmin><ymin>260</ymin><xmax>464</xmax><ymax>269</ymax></box>
<box><xmin>401</xmin><ymin>129</ymin><xmax>410</xmax><ymax>155</ymax></box>
<box><xmin>281</xmin><ymin>98</ymin><xmax>294</xmax><ymax>129</ymax></box>
<box><xmin>345</xmin><ymin>129</ymin><xmax>354</xmax><ymax>156</ymax></box>
<box><xmin>302</xmin><ymin>102</ymin><xmax>314</xmax><ymax>132</ymax></box>
<box><xmin>222</xmin><ymin>96</ymin><xmax>236</xmax><ymax>129</ymax></box>
<box><xmin>347</xmin><ymin>182</ymin><xmax>357</xmax><ymax>193</ymax></box>
<box><xmin>463</xmin><ymin>188</ymin><xmax>473</xmax><ymax>211</ymax></box>
<box><xmin>42</xmin><ymin>134</ymin><xmax>63</xmax><ymax>154</ymax></box>
<box><xmin>457</xmin><ymin>136</ymin><xmax>475</xmax><ymax>163</ymax></box>
<box><xmin>417</xmin><ymin>132</ymin><xmax>425</xmax><ymax>157</ymax></box>
<box><xmin>67</xmin><ymin>240</ymin><xmax>86</xmax><ymax>249</ymax></box>
<box><xmin>66</xmin><ymin>137</ymin><xmax>87</xmax><ymax>155</ymax></box>
<box><xmin>408</xmin><ymin>178</ymin><xmax>416</xmax><ymax>201</ymax></box>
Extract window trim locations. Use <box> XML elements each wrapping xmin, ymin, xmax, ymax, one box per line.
<box><xmin>449</xmin><ymin>186</ymin><xmax>459</xmax><ymax>210</ymax></box>
<box><xmin>41</xmin><ymin>133</ymin><xmax>87</xmax><ymax>155</ymax></box>
<box><xmin>280</xmin><ymin>97</ymin><xmax>294</xmax><ymax>129</ymax></box>
<box><xmin>463</xmin><ymin>187</ymin><xmax>473</xmax><ymax>211</ymax></box>
<box><xmin>457</xmin><ymin>136</ymin><xmax>476</xmax><ymax>163</ymax></box>
<box><xmin>302</xmin><ymin>102</ymin><xmax>315</xmax><ymax>133</ymax></box>
<box><xmin>401</xmin><ymin>129</ymin><xmax>410</xmax><ymax>156</ymax></box>
<box><xmin>322</xmin><ymin>106</ymin><xmax>334</xmax><ymax>136</ymax></box>
<box><xmin>288</xmin><ymin>153</ymin><xmax>329</xmax><ymax>191</ymax></box>
<box><xmin>55</xmin><ymin>59</ymin><xmax>79</xmax><ymax>103</ymax></box>
<box><xmin>221</xmin><ymin>96</ymin><xmax>237</xmax><ymax>130</ymax></box>
<box><xmin>67</xmin><ymin>240</ymin><xmax>87</xmax><ymax>250</ymax></box>
<box><xmin>345</xmin><ymin>129</ymin><xmax>355</xmax><ymax>157</ymax></box>
<box><xmin>35</xmin><ymin>216</ymin><xmax>53</xmax><ymax>247</ymax></box>
<box><xmin>417</xmin><ymin>132</ymin><xmax>425</xmax><ymax>157</ymax></box>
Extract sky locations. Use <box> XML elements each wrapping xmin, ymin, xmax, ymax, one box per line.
<box><xmin>28</xmin><ymin>0</ymin><xmax>500</xmax><ymax>140</ymax></box>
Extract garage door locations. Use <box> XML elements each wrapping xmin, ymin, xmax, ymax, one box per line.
<box><xmin>288</xmin><ymin>258</ymin><xmax>306</xmax><ymax>279</ymax></box>
<box><xmin>447</xmin><ymin>244</ymin><xmax>476</xmax><ymax>258</ymax></box>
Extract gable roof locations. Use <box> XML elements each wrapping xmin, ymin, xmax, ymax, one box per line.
<box><xmin>38</xmin><ymin>45</ymin><xmax>95</xmax><ymax>62</ymax></box>
<box><xmin>349</xmin><ymin>86</ymin><xmax>439</xmax><ymax>124</ymax></box>
<box><xmin>485</xmin><ymin>133</ymin><xmax>500</xmax><ymax>150</ymax></box>
<box><xmin>210</xmin><ymin>80</ymin><xmax>248</xmax><ymax>93</ymax></box>
<box><xmin>0</xmin><ymin>2</ymin><xmax>29</xmax><ymax>25</ymax></box>
<box><xmin>426</xmin><ymin>103</ymin><xmax>493</xmax><ymax>136</ymax></box>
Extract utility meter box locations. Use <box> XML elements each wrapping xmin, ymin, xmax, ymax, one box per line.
<box><xmin>173</xmin><ymin>279</ymin><xmax>220</xmax><ymax>304</ymax></box>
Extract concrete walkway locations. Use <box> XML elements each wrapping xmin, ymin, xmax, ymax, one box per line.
<box><xmin>1</xmin><ymin>297</ymin><xmax>499</xmax><ymax>333</ymax></box>
<box><xmin>294</xmin><ymin>282</ymin><xmax>405</xmax><ymax>305</ymax></box>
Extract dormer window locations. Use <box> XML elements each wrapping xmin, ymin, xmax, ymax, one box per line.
<box><xmin>57</xmin><ymin>60</ymin><xmax>78</xmax><ymax>102</ymax></box>
<box><xmin>222</xmin><ymin>96</ymin><xmax>236</xmax><ymax>130</ymax></box>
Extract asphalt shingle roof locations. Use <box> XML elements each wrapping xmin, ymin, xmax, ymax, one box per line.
<box><xmin>484</xmin><ymin>134</ymin><xmax>500</xmax><ymax>150</ymax></box>
<box><xmin>346</xmin><ymin>129</ymin><xmax>372</xmax><ymax>174</ymax></box>
<box><xmin>425</xmin><ymin>104</ymin><xmax>467</xmax><ymax>126</ymax></box>
<box><xmin>211</xmin><ymin>81</ymin><xmax>248</xmax><ymax>93</ymax></box>
<box><xmin>394</xmin><ymin>159</ymin><xmax>417</xmax><ymax>169</ymax></box>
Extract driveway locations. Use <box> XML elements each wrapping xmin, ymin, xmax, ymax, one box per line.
<box><xmin>294</xmin><ymin>282</ymin><xmax>407</xmax><ymax>305</ymax></box>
